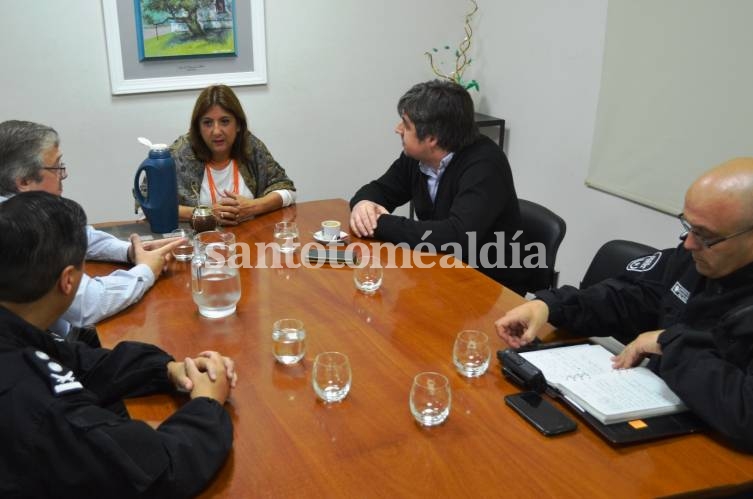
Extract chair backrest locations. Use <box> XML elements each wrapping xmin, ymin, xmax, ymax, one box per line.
<box><xmin>579</xmin><ymin>239</ymin><xmax>659</xmax><ymax>289</ymax></box>
<box><xmin>518</xmin><ymin>199</ymin><xmax>567</xmax><ymax>292</ymax></box>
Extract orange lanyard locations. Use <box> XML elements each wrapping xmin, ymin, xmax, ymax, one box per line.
<box><xmin>205</xmin><ymin>160</ymin><xmax>240</xmax><ymax>204</ymax></box>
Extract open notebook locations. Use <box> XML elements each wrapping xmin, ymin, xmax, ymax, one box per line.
<box><xmin>519</xmin><ymin>343</ymin><xmax>686</xmax><ymax>425</ymax></box>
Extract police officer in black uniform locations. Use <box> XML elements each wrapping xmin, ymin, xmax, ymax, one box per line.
<box><xmin>0</xmin><ymin>192</ymin><xmax>237</xmax><ymax>498</ymax></box>
<box><xmin>495</xmin><ymin>158</ymin><xmax>753</xmax><ymax>452</ymax></box>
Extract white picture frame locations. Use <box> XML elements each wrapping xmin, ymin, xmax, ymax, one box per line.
<box><xmin>102</xmin><ymin>0</ymin><xmax>267</xmax><ymax>95</ymax></box>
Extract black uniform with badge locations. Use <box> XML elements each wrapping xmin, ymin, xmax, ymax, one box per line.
<box><xmin>0</xmin><ymin>307</ymin><xmax>233</xmax><ymax>498</ymax></box>
<box><xmin>534</xmin><ymin>244</ymin><xmax>753</xmax><ymax>452</ymax></box>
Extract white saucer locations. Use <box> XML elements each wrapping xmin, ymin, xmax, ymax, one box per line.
<box><xmin>313</xmin><ymin>230</ymin><xmax>349</xmax><ymax>244</ymax></box>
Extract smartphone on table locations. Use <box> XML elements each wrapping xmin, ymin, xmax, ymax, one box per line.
<box><xmin>304</xmin><ymin>248</ymin><xmax>357</xmax><ymax>265</ymax></box>
<box><xmin>505</xmin><ymin>391</ymin><xmax>577</xmax><ymax>436</ymax></box>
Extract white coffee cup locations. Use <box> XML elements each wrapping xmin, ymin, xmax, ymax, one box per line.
<box><xmin>321</xmin><ymin>220</ymin><xmax>341</xmax><ymax>241</ymax></box>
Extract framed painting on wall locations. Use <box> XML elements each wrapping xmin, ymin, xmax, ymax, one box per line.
<box><xmin>134</xmin><ymin>0</ymin><xmax>238</xmax><ymax>61</ymax></box>
<box><xmin>102</xmin><ymin>0</ymin><xmax>266</xmax><ymax>95</ymax></box>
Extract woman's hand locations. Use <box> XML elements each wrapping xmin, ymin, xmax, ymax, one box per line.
<box><xmin>213</xmin><ymin>194</ymin><xmax>241</xmax><ymax>226</ymax></box>
<box><xmin>217</xmin><ymin>190</ymin><xmax>286</xmax><ymax>223</ymax></box>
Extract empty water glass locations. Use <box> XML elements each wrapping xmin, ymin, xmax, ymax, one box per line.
<box><xmin>274</xmin><ymin>221</ymin><xmax>299</xmax><ymax>253</ymax></box>
<box><xmin>272</xmin><ymin>318</ymin><xmax>306</xmax><ymax>365</ymax></box>
<box><xmin>312</xmin><ymin>352</ymin><xmax>352</xmax><ymax>403</ymax></box>
<box><xmin>353</xmin><ymin>255</ymin><xmax>383</xmax><ymax>294</ymax></box>
<box><xmin>452</xmin><ymin>330</ymin><xmax>491</xmax><ymax>377</ymax></box>
<box><xmin>410</xmin><ymin>372</ymin><xmax>451</xmax><ymax>427</ymax></box>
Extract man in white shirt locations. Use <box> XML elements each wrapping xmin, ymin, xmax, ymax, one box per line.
<box><xmin>0</xmin><ymin>120</ymin><xmax>183</xmax><ymax>335</ymax></box>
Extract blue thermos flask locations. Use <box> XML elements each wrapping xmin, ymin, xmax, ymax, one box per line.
<box><xmin>133</xmin><ymin>143</ymin><xmax>178</xmax><ymax>234</ymax></box>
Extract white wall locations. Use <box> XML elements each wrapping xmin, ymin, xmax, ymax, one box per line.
<box><xmin>1</xmin><ymin>0</ymin><xmax>461</xmax><ymax>215</ymax></box>
<box><xmin>475</xmin><ymin>0</ymin><xmax>678</xmax><ymax>286</ymax></box>
<box><xmin>1</xmin><ymin>0</ymin><xmax>680</xmax><ymax>287</ymax></box>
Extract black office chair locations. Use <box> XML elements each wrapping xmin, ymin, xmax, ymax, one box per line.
<box><xmin>579</xmin><ymin>239</ymin><xmax>659</xmax><ymax>289</ymax></box>
<box><xmin>518</xmin><ymin>199</ymin><xmax>567</xmax><ymax>292</ymax></box>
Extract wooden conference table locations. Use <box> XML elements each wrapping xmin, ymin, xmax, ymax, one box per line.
<box><xmin>91</xmin><ymin>199</ymin><xmax>753</xmax><ymax>499</ymax></box>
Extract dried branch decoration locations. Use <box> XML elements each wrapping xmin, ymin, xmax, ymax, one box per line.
<box><xmin>425</xmin><ymin>0</ymin><xmax>479</xmax><ymax>91</ymax></box>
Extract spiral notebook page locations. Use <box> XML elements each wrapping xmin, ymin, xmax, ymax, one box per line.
<box><xmin>520</xmin><ymin>344</ymin><xmax>686</xmax><ymax>424</ymax></box>
<box><xmin>521</xmin><ymin>344</ymin><xmax>610</xmax><ymax>385</ymax></box>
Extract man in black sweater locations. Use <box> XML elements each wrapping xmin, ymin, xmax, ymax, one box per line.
<box><xmin>349</xmin><ymin>80</ymin><xmax>527</xmax><ymax>294</ymax></box>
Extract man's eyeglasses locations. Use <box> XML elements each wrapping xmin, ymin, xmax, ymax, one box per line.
<box><xmin>42</xmin><ymin>163</ymin><xmax>67</xmax><ymax>180</ymax></box>
<box><xmin>678</xmin><ymin>213</ymin><xmax>753</xmax><ymax>248</ymax></box>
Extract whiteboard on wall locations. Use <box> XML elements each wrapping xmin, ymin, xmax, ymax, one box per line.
<box><xmin>586</xmin><ymin>0</ymin><xmax>753</xmax><ymax>215</ymax></box>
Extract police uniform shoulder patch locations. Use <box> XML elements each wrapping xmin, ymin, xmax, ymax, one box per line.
<box><xmin>626</xmin><ymin>251</ymin><xmax>662</xmax><ymax>272</ymax></box>
<box><xmin>24</xmin><ymin>349</ymin><xmax>83</xmax><ymax>396</ymax></box>
<box><xmin>671</xmin><ymin>281</ymin><xmax>690</xmax><ymax>304</ymax></box>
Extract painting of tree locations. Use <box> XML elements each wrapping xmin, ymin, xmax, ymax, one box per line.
<box><xmin>135</xmin><ymin>0</ymin><xmax>237</xmax><ymax>60</ymax></box>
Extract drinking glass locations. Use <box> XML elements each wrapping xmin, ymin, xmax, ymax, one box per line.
<box><xmin>274</xmin><ymin>221</ymin><xmax>299</xmax><ymax>253</ymax></box>
<box><xmin>170</xmin><ymin>228</ymin><xmax>195</xmax><ymax>261</ymax></box>
<box><xmin>312</xmin><ymin>352</ymin><xmax>352</xmax><ymax>403</ymax></box>
<box><xmin>452</xmin><ymin>330</ymin><xmax>491</xmax><ymax>377</ymax></box>
<box><xmin>353</xmin><ymin>255</ymin><xmax>383</xmax><ymax>294</ymax></box>
<box><xmin>272</xmin><ymin>318</ymin><xmax>306</xmax><ymax>365</ymax></box>
<box><xmin>410</xmin><ymin>372</ymin><xmax>451</xmax><ymax>426</ymax></box>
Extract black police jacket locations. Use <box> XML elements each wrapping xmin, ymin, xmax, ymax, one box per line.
<box><xmin>535</xmin><ymin>244</ymin><xmax>753</xmax><ymax>452</ymax></box>
<box><xmin>0</xmin><ymin>307</ymin><xmax>232</xmax><ymax>498</ymax></box>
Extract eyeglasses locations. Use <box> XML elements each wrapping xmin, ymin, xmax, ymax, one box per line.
<box><xmin>678</xmin><ymin>213</ymin><xmax>753</xmax><ymax>248</ymax></box>
<box><xmin>42</xmin><ymin>163</ymin><xmax>67</xmax><ymax>180</ymax></box>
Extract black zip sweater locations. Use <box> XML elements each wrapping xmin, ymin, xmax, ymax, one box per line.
<box><xmin>350</xmin><ymin>135</ymin><xmax>527</xmax><ymax>294</ymax></box>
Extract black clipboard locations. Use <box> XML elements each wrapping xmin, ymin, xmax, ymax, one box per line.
<box><xmin>506</xmin><ymin>337</ymin><xmax>706</xmax><ymax>445</ymax></box>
